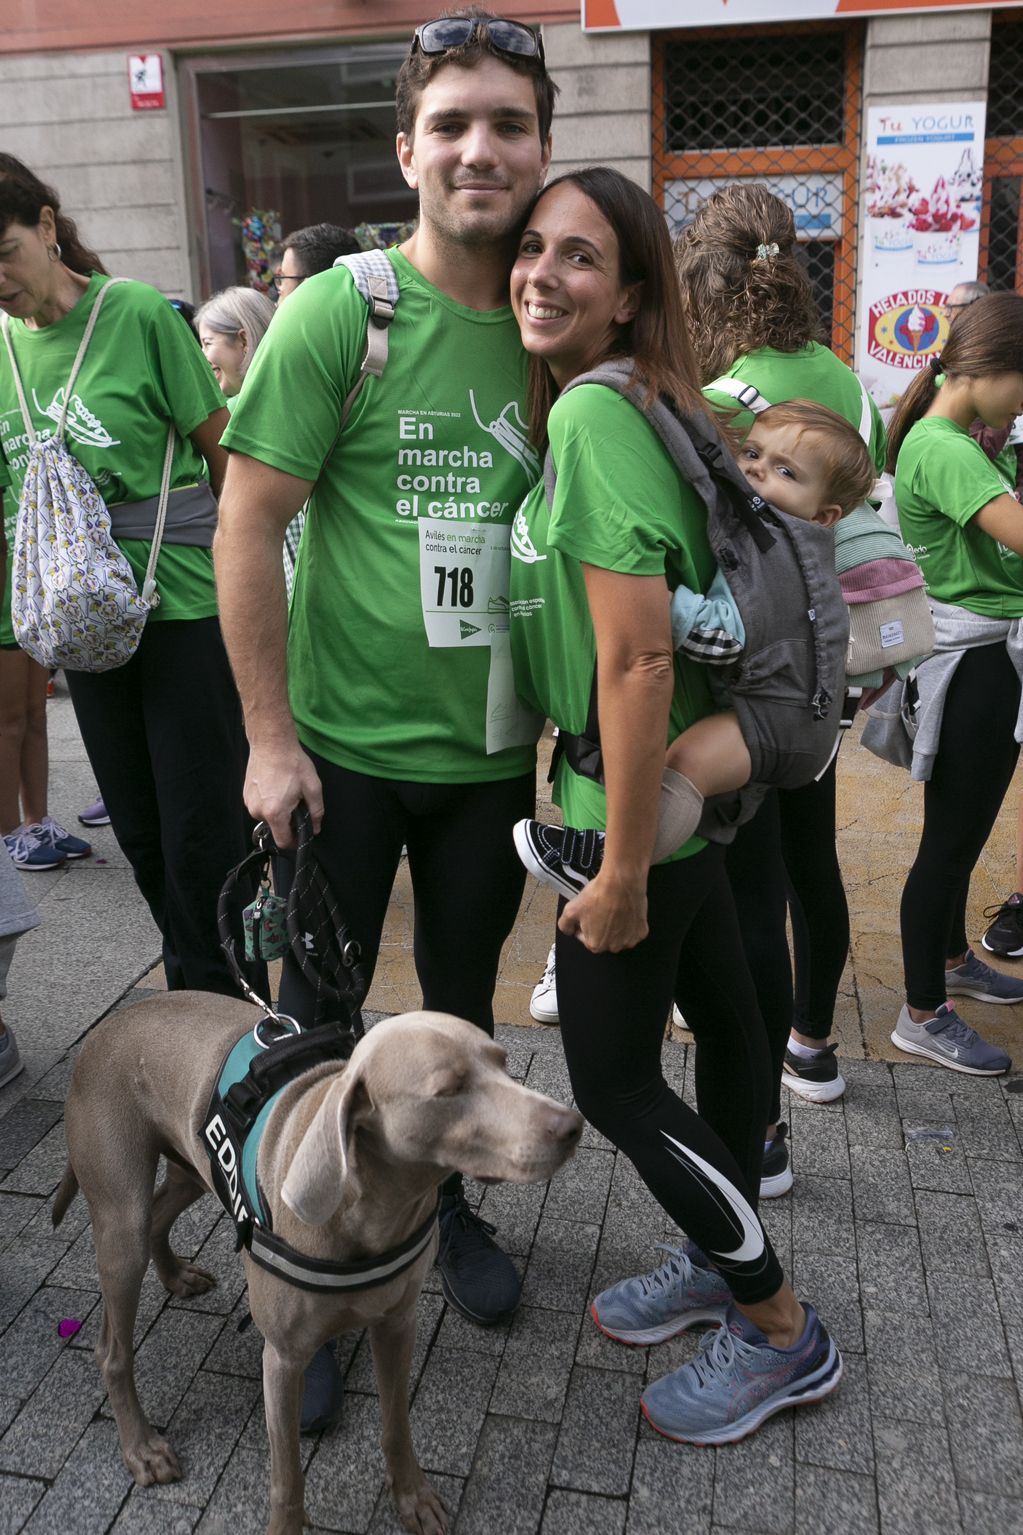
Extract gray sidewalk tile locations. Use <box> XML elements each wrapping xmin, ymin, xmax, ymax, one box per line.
<box><xmin>168</xmin><ymin>1219</ymin><xmax>248</xmax><ymax>1319</ymax></box>
<box><xmin>523</xmin><ymin>1048</ymin><xmax>573</xmax><ymax>1102</ymax></box>
<box><xmin>952</xmin><ymin>1101</ymin><xmax>1021</xmax><ymax>1163</ymax></box>
<box><xmin>855</xmin><ymin>1221</ymin><xmax>928</xmax><ymax>1314</ymax></box>
<box><xmin>0</xmin><ymin>1398</ymin><xmax>18</xmax><ymax>1437</ymax></box>
<box><xmin>541</xmin><ymin>1489</ymin><xmax>626</xmax><ymax>1534</ymax></box>
<box><xmin>195</xmin><ymin>1445</ymin><xmax>279</xmax><ymax>1535</ymax></box>
<box><xmin>520</xmin><ymin>1216</ymin><xmax>600</xmax><ymax>1313</ymax></box>
<box><xmin>0</xmin><ymin>1126</ymin><xmax>68</xmax><ymax>1198</ymax></box>
<box><xmin>942</xmin><ymin>1373</ymin><xmax>1023</xmax><ymax>1498</ymax></box>
<box><xmin>69</xmin><ymin>1272</ymin><xmax>167</xmax><ymax>1357</ymax></box>
<box><xmin>455</xmin><ymin>1415</ymin><xmax>558</xmax><ymax>1535</ymax></box>
<box><xmin>490</xmin><ymin>1304</ymin><xmax>582</xmax><ymax>1421</ymax></box>
<box><xmin>873</xmin><ymin>1417</ymin><xmax>962</xmax><ymax>1535</ymax></box>
<box><xmin>709</xmin><ymin>1412</ymin><xmax>794</xmax><ymax>1535</ymax></box>
<box><xmin>625</xmin><ymin>1436</ymin><xmax>713</xmax><ymax>1535</ymax></box>
<box><xmin>0</xmin><ymin>1192</ymin><xmax>43</xmax><ymax>1251</ymax></box>
<box><xmin>787</xmin><ymin>1105</ymin><xmax>851</xmax><ymax>1180</ymax></box>
<box><xmin>984</xmin><ymin>1228</ymin><xmax>1023</xmax><ymax>1319</ymax></box>
<box><xmin>407</xmin><ymin>1347</ymin><xmax>500</xmax><ymax>1478</ymax></box>
<box><xmin>793</xmin><ymin>1254</ymin><xmax>863</xmax><ymax>1354</ymax></box>
<box><xmin>0</xmin><ymin>1477</ymin><xmax>45</xmax><ymax>1535</ymax></box>
<box><xmin>914</xmin><ymin>1191</ymin><xmax>989</xmax><ymax>1277</ymax></box>
<box><xmin>794</xmin><ymin>1464</ymin><xmax>879</xmax><ymax>1534</ymax></box>
<box><xmin>790</xmin><ymin>1175</ymin><xmax>856</xmax><ymax>1260</ymax></box>
<box><xmin>925</xmin><ymin>1273</ymin><xmax>1013</xmax><ymax>1379</ymax></box>
<box><xmin>864</xmin><ymin>1311</ymin><xmax>943</xmax><ymax>1425</ymax></box>
<box><xmin>22</xmin><ymin>1421</ymin><xmax>134</xmax><ymax>1535</ymax></box>
<box><xmin>346</xmin><ymin>1292</ymin><xmax>442</xmax><ymax>1397</ymax></box>
<box><xmin>759</xmin><ymin>1192</ymin><xmax>793</xmax><ymax>1274</ymax></box>
<box><xmin>0</xmin><ymin>1103</ymin><xmax>64</xmax><ymax>1176</ymax></box>
<box><xmin>575</xmin><ymin>1309</ymin><xmax>647</xmax><ymax>1377</ymax></box>
<box><xmin>0</xmin><ymin>1236</ymin><xmax>79</xmax><ymax>1333</ymax></box>
<box><xmin>849</xmin><ymin>1146</ymin><xmax>916</xmax><ymax>1225</ymax></box>
<box><xmin>434</xmin><ymin>1305</ymin><xmax>509</xmax><ymax>1358</ymax></box>
<box><xmin>843</xmin><ymin>1085</ymin><xmax>903</xmax><ymax>1151</ymax></box>
<box><xmin>551</xmin><ymin>1365</ymin><xmax>639</xmax><ymax>1496</ymax></box>
<box><xmin>904</xmin><ymin>1125</ymin><xmax>974</xmax><ymax>1195</ymax></box>
<box><xmin>367</xmin><ymin>1472</ymin><xmax>463</xmax><ymax>1534</ymax></box>
<box><xmin>956</xmin><ymin>1489</ymin><xmax>1023</xmax><ymax>1535</ymax></box>
<box><xmin>299</xmin><ymin>1392</ymin><xmax>387</xmax><ymax>1532</ymax></box>
<box><xmin>0</xmin><ymin>1346</ymin><xmax>105</xmax><ymax>1479</ymax></box>
<box><xmin>128</xmin><ymin>1309</ymin><xmax>226</xmax><ymax>1430</ymax></box>
<box><xmin>795</xmin><ymin>1353</ymin><xmax>873</xmax><ymax>1475</ymax></box>
<box><xmin>200</xmin><ymin>1297</ymin><xmax>262</xmax><ymax>1380</ymax></box>
<box><xmin>0</xmin><ymin>1285</ymin><xmax>101</xmax><ymax>1399</ymax></box>
<box><xmin>141</xmin><ymin>1370</ymin><xmax>260</xmax><ymax>1508</ymax></box>
<box><xmin>46</xmin><ymin>1224</ymin><xmax>101</xmax><ymax>1290</ymax></box>
<box><xmin>156</xmin><ymin>1196</ymin><xmax>223</xmax><ymax>1266</ymax></box>
<box><xmin>112</xmin><ymin>1504</ymin><xmax>198</xmax><ymax>1534</ymax></box>
<box><xmin>968</xmin><ymin>1157</ymin><xmax>1023</xmax><ymax>1236</ymax></box>
<box><xmin>541</xmin><ymin>1146</ymin><xmax>614</xmax><ymax>1227</ymax></box>
<box><xmin>476</xmin><ymin>1179</ymin><xmax>545</xmax><ymax>1257</ymax></box>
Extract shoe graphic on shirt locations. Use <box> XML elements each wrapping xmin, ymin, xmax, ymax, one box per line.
<box><xmin>468</xmin><ymin>393</ymin><xmax>540</xmax><ymax>479</ymax></box>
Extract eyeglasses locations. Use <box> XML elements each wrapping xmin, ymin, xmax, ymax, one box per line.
<box><xmin>272</xmin><ymin>270</ymin><xmax>305</xmax><ymax>288</ymax></box>
<box><xmin>411</xmin><ymin>16</ymin><xmax>545</xmax><ymax>65</ymax></box>
<box><xmin>942</xmin><ymin>302</ymin><xmax>973</xmax><ymax>313</ymax></box>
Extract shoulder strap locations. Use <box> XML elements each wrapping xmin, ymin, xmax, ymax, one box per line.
<box><xmin>1</xmin><ymin>278</ymin><xmax>128</xmax><ymax>446</ymax></box>
<box><xmin>855</xmin><ymin>375</ymin><xmax>874</xmax><ymax>448</ymax></box>
<box><xmin>705</xmin><ymin>375</ymin><xmax>772</xmax><ymax>415</ymax></box>
<box><xmin>334</xmin><ymin>251</ymin><xmax>400</xmax><ymax>427</ymax></box>
<box><xmin>140</xmin><ymin>425</ymin><xmax>176</xmax><ymax>606</ymax></box>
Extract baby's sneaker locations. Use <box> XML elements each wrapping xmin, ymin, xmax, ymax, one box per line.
<box><xmin>513</xmin><ymin>820</ymin><xmax>604</xmax><ymax>903</ymax></box>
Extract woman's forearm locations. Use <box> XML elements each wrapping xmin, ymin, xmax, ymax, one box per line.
<box><xmin>599</xmin><ymin>654</ymin><xmax>674</xmax><ymax>881</ymax></box>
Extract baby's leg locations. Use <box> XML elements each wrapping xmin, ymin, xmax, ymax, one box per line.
<box><xmin>652</xmin><ymin>713</ymin><xmax>752</xmax><ymax>862</ymax></box>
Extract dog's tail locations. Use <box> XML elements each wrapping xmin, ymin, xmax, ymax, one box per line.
<box><xmin>52</xmin><ymin>1164</ymin><xmax>79</xmax><ymax>1227</ymax></box>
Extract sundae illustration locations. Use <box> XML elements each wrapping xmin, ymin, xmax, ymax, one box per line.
<box><xmin>866</xmin><ymin>156</ymin><xmax>915</xmax><ymax>255</ymax></box>
<box><xmin>908</xmin><ymin>174</ymin><xmax>975</xmax><ymax>266</ymax></box>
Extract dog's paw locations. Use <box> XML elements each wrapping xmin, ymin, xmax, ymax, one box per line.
<box><xmin>162</xmin><ymin>1259</ymin><xmax>217</xmax><ymax>1298</ymax></box>
<box><xmin>394</xmin><ymin>1478</ymin><xmax>447</xmax><ymax>1535</ymax></box>
<box><xmin>124</xmin><ymin>1432</ymin><xmax>181</xmax><ymax>1486</ymax></box>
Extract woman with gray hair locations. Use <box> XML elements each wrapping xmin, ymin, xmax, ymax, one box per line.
<box><xmin>196</xmin><ymin>286</ymin><xmax>274</xmax><ymax>401</ymax></box>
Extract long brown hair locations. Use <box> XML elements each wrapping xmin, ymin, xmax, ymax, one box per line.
<box><xmin>675</xmin><ymin>182</ymin><xmax>821</xmax><ymax>383</ymax></box>
<box><xmin>523</xmin><ymin>167</ymin><xmax>708</xmax><ymax>453</ymax></box>
<box><xmin>886</xmin><ymin>291</ymin><xmax>1023</xmax><ymax>468</ymax></box>
<box><xmin>0</xmin><ymin>154</ymin><xmax>107</xmax><ymax>277</ymax></box>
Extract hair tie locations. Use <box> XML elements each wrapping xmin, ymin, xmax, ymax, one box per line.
<box><xmin>928</xmin><ymin>354</ymin><xmax>943</xmax><ymax>377</ymax></box>
<box><xmin>753</xmin><ymin>242</ymin><xmax>779</xmax><ymax>262</ymax></box>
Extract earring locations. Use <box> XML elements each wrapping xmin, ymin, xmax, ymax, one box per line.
<box><xmin>48</xmin><ymin>242</ymin><xmax>62</xmax><ymax>262</ymax></box>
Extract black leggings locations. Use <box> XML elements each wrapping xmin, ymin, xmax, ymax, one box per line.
<box><xmin>724</xmin><ymin>752</ymin><xmax>849</xmax><ymax>1121</ymax></box>
<box><xmin>66</xmin><ymin>617</ymin><xmax>255</xmax><ymax>996</ymax></box>
<box><xmin>557</xmin><ymin>844</ymin><xmax>783</xmax><ymax>1306</ymax></box>
<box><xmin>277</xmin><ymin>752</ymin><xmax>534</xmax><ymax>1033</ymax></box>
<box><xmin>902</xmin><ymin>642</ymin><xmax>1022</xmax><ymax>1012</ymax></box>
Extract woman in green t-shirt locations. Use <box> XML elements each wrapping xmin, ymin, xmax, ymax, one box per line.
<box><xmin>507</xmin><ymin>168</ymin><xmax>841</xmax><ymax>1446</ymax></box>
<box><xmin>885</xmin><ymin>292</ymin><xmax>1023</xmax><ymax>1074</ymax></box>
<box><xmin>0</xmin><ymin>155</ymin><xmax>256</xmax><ymax>998</ymax></box>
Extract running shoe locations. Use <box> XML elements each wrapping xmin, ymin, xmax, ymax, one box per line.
<box><xmin>513</xmin><ymin>820</ymin><xmax>604</xmax><ymax>903</ymax></box>
<box><xmin>981</xmin><ymin>893</ymin><xmax>1023</xmax><ymax>959</ymax></box>
<box><xmin>944</xmin><ymin>947</ymin><xmax>1023</xmax><ymax>1004</ymax></box>
<box><xmin>530</xmin><ymin>942</ymin><xmax>559</xmax><ymax>1024</ymax></box>
<box><xmin>78</xmin><ymin>796</ymin><xmax>111</xmax><ymax>828</ymax></box>
<box><xmin>0</xmin><ymin>1026</ymin><xmax>24</xmax><ymax>1090</ymax></box>
<box><xmin>3</xmin><ymin>826</ymin><xmax>66</xmax><ymax>872</ymax></box>
<box><xmin>437</xmin><ymin>1188</ymin><xmax>520</xmax><ymax>1325</ymax></box>
<box><xmin>781</xmin><ymin>1042</ymin><xmax>846</xmax><ymax>1104</ymax></box>
<box><xmin>760</xmin><ymin>1122</ymin><xmax>793</xmax><ymax>1199</ymax></box>
<box><xmin>891</xmin><ymin>1002</ymin><xmax>1011</xmax><ymax>1075</ymax></box>
<box><xmin>640</xmin><ymin>1302</ymin><xmax>842</xmax><ymax>1446</ymax></box>
<box><xmin>33</xmin><ymin>817</ymin><xmax>91</xmax><ymax>861</ymax></box>
<box><xmin>591</xmin><ymin>1242</ymin><xmax>730</xmax><ymax>1346</ymax></box>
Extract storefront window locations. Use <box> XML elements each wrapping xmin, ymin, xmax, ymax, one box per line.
<box><xmin>182</xmin><ymin>45</ymin><xmax>418</xmax><ymax>296</ymax></box>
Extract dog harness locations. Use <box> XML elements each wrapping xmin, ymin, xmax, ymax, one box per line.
<box><xmin>201</xmin><ymin>1018</ymin><xmax>439</xmax><ymax>1294</ymax></box>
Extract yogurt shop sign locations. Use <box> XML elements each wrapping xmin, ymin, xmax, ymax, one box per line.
<box><xmin>857</xmin><ymin>102</ymin><xmax>986</xmax><ymax>407</ymax></box>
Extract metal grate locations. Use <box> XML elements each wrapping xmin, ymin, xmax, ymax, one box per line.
<box><xmin>653</xmin><ymin>23</ymin><xmax>862</xmax><ymax>366</ymax></box>
<box><xmin>982</xmin><ymin>14</ymin><xmax>1023</xmax><ymax>292</ymax></box>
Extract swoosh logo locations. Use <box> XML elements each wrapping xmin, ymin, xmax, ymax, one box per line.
<box><xmin>660</xmin><ymin>1130</ymin><xmax>766</xmax><ymax>1267</ymax></box>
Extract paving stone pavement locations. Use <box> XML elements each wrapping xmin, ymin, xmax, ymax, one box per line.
<box><xmin>2</xmin><ymin>694</ymin><xmax>1023</xmax><ymax>1533</ymax></box>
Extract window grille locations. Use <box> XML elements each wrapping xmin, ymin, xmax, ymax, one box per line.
<box><xmin>982</xmin><ymin>12</ymin><xmax>1023</xmax><ymax>292</ymax></box>
<box><xmin>653</xmin><ymin>23</ymin><xmax>862</xmax><ymax>367</ymax></box>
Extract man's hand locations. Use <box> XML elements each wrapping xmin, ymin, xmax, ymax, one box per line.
<box><xmin>244</xmin><ymin>740</ymin><xmax>324</xmax><ymax>849</ymax></box>
<box><xmin>558</xmin><ymin>870</ymin><xmax>648</xmax><ymax>954</ymax></box>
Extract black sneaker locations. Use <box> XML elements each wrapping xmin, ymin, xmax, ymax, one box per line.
<box><xmin>300</xmin><ymin>1340</ymin><xmax>344</xmax><ymax>1434</ymax></box>
<box><xmin>513</xmin><ymin>820</ymin><xmax>604</xmax><ymax>902</ymax></box>
<box><xmin>436</xmin><ymin>1190</ymin><xmax>521</xmax><ymax>1325</ymax></box>
<box><xmin>781</xmin><ymin>1042</ymin><xmax>846</xmax><ymax>1104</ymax></box>
<box><xmin>981</xmin><ymin>893</ymin><xmax>1023</xmax><ymax>958</ymax></box>
<box><xmin>760</xmin><ymin>1123</ymin><xmax>792</xmax><ymax>1200</ymax></box>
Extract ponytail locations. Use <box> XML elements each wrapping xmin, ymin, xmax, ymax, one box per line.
<box><xmin>0</xmin><ymin>154</ymin><xmax>107</xmax><ymax>277</ymax></box>
<box><xmin>885</xmin><ymin>366</ymin><xmax>938</xmax><ymax>469</ymax></box>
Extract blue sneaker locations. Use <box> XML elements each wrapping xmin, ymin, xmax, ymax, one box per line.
<box><xmin>641</xmin><ymin>1302</ymin><xmax>842</xmax><ymax>1445</ymax></box>
<box><xmin>33</xmin><ymin>817</ymin><xmax>91</xmax><ymax>861</ymax></box>
<box><xmin>591</xmin><ymin>1243</ymin><xmax>731</xmax><ymax>1346</ymax></box>
<box><xmin>944</xmin><ymin>947</ymin><xmax>1023</xmax><ymax>1005</ymax></box>
<box><xmin>3</xmin><ymin>826</ymin><xmax>66</xmax><ymax>872</ymax></box>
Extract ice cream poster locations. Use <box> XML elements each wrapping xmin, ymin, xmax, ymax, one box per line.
<box><xmin>858</xmin><ymin>102</ymin><xmax>986</xmax><ymax>406</ymax></box>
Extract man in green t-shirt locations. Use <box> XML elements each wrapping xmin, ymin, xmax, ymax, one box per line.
<box><xmin>216</xmin><ymin>11</ymin><xmax>556</xmax><ymax>1422</ymax></box>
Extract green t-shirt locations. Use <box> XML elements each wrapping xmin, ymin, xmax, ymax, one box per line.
<box><xmin>509</xmin><ymin>385</ymin><xmax>717</xmax><ymax>860</ymax></box>
<box><xmin>222</xmin><ymin>249</ymin><xmax>541</xmax><ymax>783</ymax></box>
<box><xmin>895</xmin><ymin>416</ymin><xmax>1023</xmax><ymax>617</ymax></box>
<box><xmin>705</xmin><ymin>342</ymin><xmax>888</xmax><ymax>473</ymax></box>
<box><xmin>0</xmin><ymin>273</ymin><xmax>225</xmax><ymax>642</ymax></box>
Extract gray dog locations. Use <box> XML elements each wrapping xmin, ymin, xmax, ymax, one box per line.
<box><xmin>53</xmin><ymin>993</ymin><xmax>582</xmax><ymax>1533</ymax></box>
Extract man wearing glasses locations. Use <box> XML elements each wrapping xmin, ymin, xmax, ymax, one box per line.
<box><xmin>272</xmin><ymin>222</ymin><xmax>361</xmax><ymax>303</ymax></box>
<box><xmin>943</xmin><ymin>278</ymin><xmax>988</xmax><ymax>321</ymax></box>
<box><xmin>216</xmin><ymin>8</ymin><xmax>555</xmax><ymax>1428</ymax></box>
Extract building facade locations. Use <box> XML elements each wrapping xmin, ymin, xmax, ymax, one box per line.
<box><xmin>2</xmin><ymin>2</ymin><xmax>1022</xmax><ymax>381</ymax></box>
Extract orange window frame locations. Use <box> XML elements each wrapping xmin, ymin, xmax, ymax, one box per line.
<box><xmin>651</xmin><ymin>20</ymin><xmax>864</xmax><ymax>364</ymax></box>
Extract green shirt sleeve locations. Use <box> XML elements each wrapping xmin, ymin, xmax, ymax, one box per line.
<box><xmin>909</xmin><ymin>430</ymin><xmax>1012</xmax><ymax>527</ymax></box>
<box><xmin>222</xmin><ymin>267</ymin><xmax>367</xmax><ymax>480</ymax></box>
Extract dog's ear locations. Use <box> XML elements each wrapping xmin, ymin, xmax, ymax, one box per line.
<box><xmin>281</xmin><ymin>1065</ymin><xmax>369</xmax><ymax>1225</ymax></box>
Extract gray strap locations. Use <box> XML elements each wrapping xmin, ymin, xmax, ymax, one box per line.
<box><xmin>108</xmin><ymin>481</ymin><xmax>218</xmax><ymax>547</ymax></box>
<box><xmin>1</xmin><ymin>278</ymin><xmax>128</xmax><ymax>445</ymax></box>
<box><xmin>333</xmin><ymin>251</ymin><xmax>400</xmax><ymax>427</ymax></box>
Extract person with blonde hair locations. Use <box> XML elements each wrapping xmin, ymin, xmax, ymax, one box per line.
<box><xmin>195</xmin><ymin>286</ymin><xmax>274</xmax><ymax>401</ymax></box>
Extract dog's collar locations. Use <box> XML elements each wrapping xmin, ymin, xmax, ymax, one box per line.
<box><xmin>248</xmin><ymin>1200</ymin><xmax>439</xmax><ymax>1294</ymax></box>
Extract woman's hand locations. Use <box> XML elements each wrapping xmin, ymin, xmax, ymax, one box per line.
<box><xmin>559</xmin><ymin>869</ymin><xmax>649</xmax><ymax>953</ymax></box>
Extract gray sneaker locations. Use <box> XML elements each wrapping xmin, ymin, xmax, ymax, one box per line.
<box><xmin>591</xmin><ymin>1243</ymin><xmax>731</xmax><ymax>1346</ymax></box>
<box><xmin>0</xmin><ymin>1026</ymin><xmax>24</xmax><ymax>1090</ymax></box>
<box><xmin>892</xmin><ymin>1002</ymin><xmax>1011</xmax><ymax>1076</ymax></box>
<box><xmin>944</xmin><ymin>947</ymin><xmax>1023</xmax><ymax>1005</ymax></box>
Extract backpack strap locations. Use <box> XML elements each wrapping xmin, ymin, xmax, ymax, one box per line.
<box><xmin>140</xmin><ymin>424</ymin><xmax>177</xmax><ymax>606</ymax></box>
<box><xmin>1</xmin><ymin>278</ymin><xmax>128</xmax><ymax>446</ymax></box>
<box><xmin>333</xmin><ymin>251</ymin><xmax>400</xmax><ymax>427</ymax></box>
<box><xmin>708</xmin><ymin>371</ymin><xmax>876</xmax><ymax>448</ymax></box>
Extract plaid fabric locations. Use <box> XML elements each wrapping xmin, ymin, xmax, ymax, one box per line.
<box><xmin>676</xmin><ymin>626</ymin><xmax>744</xmax><ymax>666</ymax></box>
<box><xmin>282</xmin><ymin>509</ymin><xmax>305</xmax><ymax>600</ymax></box>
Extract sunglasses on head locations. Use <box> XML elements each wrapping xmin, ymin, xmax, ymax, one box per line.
<box><xmin>411</xmin><ymin>16</ymin><xmax>545</xmax><ymax>65</ymax></box>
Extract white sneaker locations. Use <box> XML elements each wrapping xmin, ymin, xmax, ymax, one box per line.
<box><xmin>530</xmin><ymin>943</ymin><xmax>559</xmax><ymax>1024</ymax></box>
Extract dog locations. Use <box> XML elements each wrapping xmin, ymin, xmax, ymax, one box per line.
<box><xmin>53</xmin><ymin>993</ymin><xmax>582</xmax><ymax>1534</ymax></box>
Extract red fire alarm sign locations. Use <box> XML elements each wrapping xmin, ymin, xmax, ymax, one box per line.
<box><xmin>128</xmin><ymin>54</ymin><xmax>166</xmax><ymax>111</ymax></box>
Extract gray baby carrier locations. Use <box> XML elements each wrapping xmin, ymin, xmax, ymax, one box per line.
<box><xmin>550</xmin><ymin>359</ymin><xmax>849</xmax><ymax>842</ymax></box>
